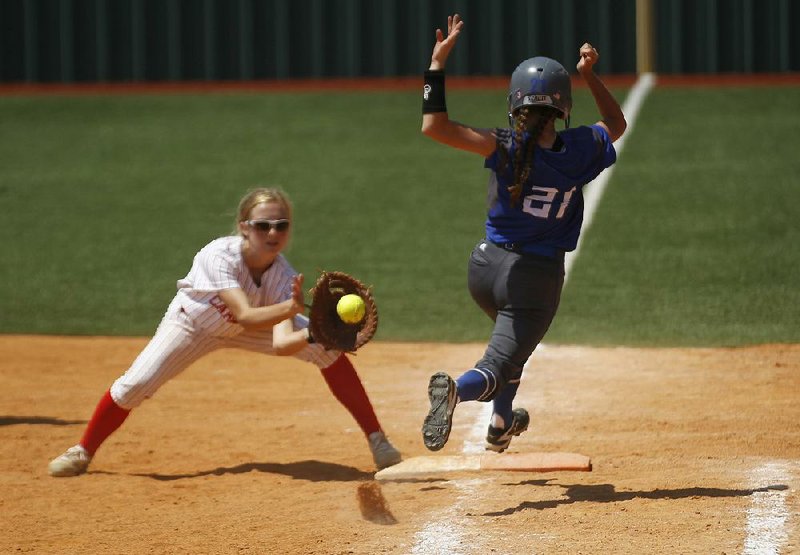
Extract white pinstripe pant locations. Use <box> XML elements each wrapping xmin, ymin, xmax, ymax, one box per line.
<box><xmin>110</xmin><ymin>300</ymin><xmax>340</xmax><ymax>410</ymax></box>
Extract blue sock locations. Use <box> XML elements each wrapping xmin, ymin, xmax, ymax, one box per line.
<box><xmin>491</xmin><ymin>381</ymin><xmax>520</xmax><ymax>428</ymax></box>
<box><xmin>455</xmin><ymin>368</ymin><xmax>499</xmax><ymax>402</ymax></box>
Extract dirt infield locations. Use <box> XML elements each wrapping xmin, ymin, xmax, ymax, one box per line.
<box><xmin>2</xmin><ymin>336</ymin><xmax>798</xmax><ymax>554</ymax></box>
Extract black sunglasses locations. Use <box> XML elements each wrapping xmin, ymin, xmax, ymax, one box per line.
<box><xmin>245</xmin><ymin>219</ymin><xmax>291</xmax><ymax>232</ymax></box>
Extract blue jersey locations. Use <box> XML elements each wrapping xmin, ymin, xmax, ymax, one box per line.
<box><xmin>483</xmin><ymin>124</ymin><xmax>616</xmax><ymax>253</ymax></box>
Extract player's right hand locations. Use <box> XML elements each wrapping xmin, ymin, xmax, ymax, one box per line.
<box><xmin>291</xmin><ymin>274</ymin><xmax>305</xmax><ymax>315</ymax></box>
<box><xmin>430</xmin><ymin>14</ymin><xmax>464</xmax><ymax>71</ymax></box>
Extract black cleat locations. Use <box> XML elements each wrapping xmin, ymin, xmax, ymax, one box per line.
<box><xmin>421</xmin><ymin>372</ymin><xmax>457</xmax><ymax>451</ymax></box>
<box><xmin>485</xmin><ymin>408</ymin><xmax>530</xmax><ymax>453</ymax></box>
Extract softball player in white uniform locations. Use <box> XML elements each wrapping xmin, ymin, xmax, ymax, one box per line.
<box><xmin>49</xmin><ymin>188</ymin><xmax>401</xmax><ymax>476</ymax></box>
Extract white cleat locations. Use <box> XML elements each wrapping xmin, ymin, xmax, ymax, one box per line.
<box><xmin>48</xmin><ymin>445</ymin><xmax>92</xmax><ymax>477</ymax></box>
<box><xmin>368</xmin><ymin>431</ymin><xmax>402</xmax><ymax>470</ymax></box>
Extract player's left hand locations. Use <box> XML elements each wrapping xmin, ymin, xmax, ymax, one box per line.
<box><xmin>307</xmin><ymin>271</ymin><xmax>378</xmax><ymax>353</ymax></box>
<box><xmin>577</xmin><ymin>42</ymin><xmax>599</xmax><ymax>75</ymax></box>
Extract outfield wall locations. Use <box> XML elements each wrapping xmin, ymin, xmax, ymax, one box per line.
<box><xmin>1</xmin><ymin>0</ymin><xmax>798</xmax><ymax>83</ymax></box>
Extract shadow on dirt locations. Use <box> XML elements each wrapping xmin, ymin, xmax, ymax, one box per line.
<box><xmin>357</xmin><ymin>481</ymin><xmax>398</xmax><ymax>525</ymax></box>
<box><xmin>484</xmin><ymin>481</ymin><xmax>790</xmax><ymax>515</ymax></box>
<box><xmin>0</xmin><ymin>415</ymin><xmax>86</xmax><ymax>426</ymax></box>
<box><xmin>124</xmin><ymin>460</ymin><xmax>374</xmax><ymax>482</ymax></box>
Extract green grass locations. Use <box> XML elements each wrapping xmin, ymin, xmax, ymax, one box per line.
<box><xmin>1</xmin><ymin>85</ymin><xmax>798</xmax><ymax>345</ymax></box>
<box><xmin>0</xmin><ymin>90</ymin><xmax>503</xmax><ymax>338</ymax></box>
<box><xmin>546</xmin><ymin>86</ymin><xmax>800</xmax><ymax>346</ymax></box>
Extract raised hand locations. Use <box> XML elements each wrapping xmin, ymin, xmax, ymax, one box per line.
<box><xmin>577</xmin><ymin>42</ymin><xmax>599</xmax><ymax>75</ymax></box>
<box><xmin>430</xmin><ymin>14</ymin><xmax>464</xmax><ymax>70</ymax></box>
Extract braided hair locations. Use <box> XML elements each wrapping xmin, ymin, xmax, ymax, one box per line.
<box><xmin>501</xmin><ymin>106</ymin><xmax>558</xmax><ymax>207</ymax></box>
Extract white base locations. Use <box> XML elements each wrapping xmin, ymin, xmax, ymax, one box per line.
<box><xmin>375</xmin><ymin>452</ymin><xmax>591</xmax><ymax>481</ymax></box>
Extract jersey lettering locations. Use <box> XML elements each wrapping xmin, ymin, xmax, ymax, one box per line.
<box><xmin>522</xmin><ymin>186</ymin><xmax>576</xmax><ymax>220</ymax></box>
<box><xmin>210</xmin><ymin>295</ymin><xmax>238</xmax><ymax>323</ymax></box>
<box><xmin>556</xmin><ymin>187</ymin><xmax>575</xmax><ymax>219</ymax></box>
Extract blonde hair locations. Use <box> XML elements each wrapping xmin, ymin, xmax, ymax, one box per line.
<box><xmin>234</xmin><ymin>187</ymin><xmax>293</xmax><ymax>235</ymax></box>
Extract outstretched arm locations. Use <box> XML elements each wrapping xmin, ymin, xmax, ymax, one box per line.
<box><xmin>576</xmin><ymin>43</ymin><xmax>627</xmax><ymax>142</ymax></box>
<box><xmin>420</xmin><ymin>14</ymin><xmax>496</xmax><ymax>157</ymax></box>
<box><xmin>217</xmin><ymin>274</ymin><xmax>305</xmax><ymax>330</ymax></box>
<box><xmin>272</xmin><ymin>319</ymin><xmax>313</xmax><ymax>355</ymax></box>
<box><xmin>271</xmin><ymin>274</ymin><xmax>313</xmax><ymax>354</ymax></box>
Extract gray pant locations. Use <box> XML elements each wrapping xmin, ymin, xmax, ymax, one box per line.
<box><xmin>467</xmin><ymin>240</ymin><xmax>565</xmax><ymax>395</ymax></box>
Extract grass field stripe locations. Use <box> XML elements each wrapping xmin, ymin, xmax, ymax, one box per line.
<box><xmin>410</xmin><ymin>75</ymin><xmax>656</xmax><ymax>554</ymax></box>
<box><xmin>564</xmin><ymin>72</ymin><xmax>656</xmax><ymax>278</ymax></box>
<box><xmin>743</xmin><ymin>461</ymin><xmax>794</xmax><ymax>555</ymax></box>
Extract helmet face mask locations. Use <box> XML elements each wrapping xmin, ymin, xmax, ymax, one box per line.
<box><xmin>507</xmin><ymin>56</ymin><xmax>572</xmax><ymax>128</ymax></box>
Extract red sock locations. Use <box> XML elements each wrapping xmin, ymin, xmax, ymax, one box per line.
<box><xmin>79</xmin><ymin>390</ymin><xmax>131</xmax><ymax>455</ymax></box>
<box><xmin>320</xmin><ymin>354</ymin><xmax>381</xmax><ymax>437</ymax></box>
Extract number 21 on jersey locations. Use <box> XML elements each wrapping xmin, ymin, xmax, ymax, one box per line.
<box><xmin>522</xmin><ymin>186</ymin><xmax>576</xmax><ymax>219</ymax></box>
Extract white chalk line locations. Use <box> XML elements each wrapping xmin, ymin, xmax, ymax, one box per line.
<box><xmin>565</xmin><ymin>72</ymin><xmax>655</xmax><ymax>276</ymax></box>
<box><xmin>411</xmin><ymin>74</ymin><xmax>656</xmax><ymax>553</ymax></box>
<box><xmin>742</xmin><ymin>460</ymin><xmax>797</xmax><ymax>555</ymax></box>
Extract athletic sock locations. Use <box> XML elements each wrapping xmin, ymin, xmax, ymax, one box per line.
<box><xmin>455</xmin><ymin>367</ymin><xmax>499</xmax><ymax>402</ymax></box>
<box><xmin>320</xmin><ymin>354</ymin><xmax>381</xmax><ymax>437</ymax></box>
<box><xmin>491</xmin><ymin>380</ymin><xmax>520</xmax><ymax>429</ymax></box>
<box><xmin>79</xmin><ymin>389</ymin><xmax>131</xmax><ymax>456</ymax></box>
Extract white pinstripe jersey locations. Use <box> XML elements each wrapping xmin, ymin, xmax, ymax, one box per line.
<box><xmin>174</xmin><ymin>235</ymin><xmax>300</xmax><ymax>338</ymax></box>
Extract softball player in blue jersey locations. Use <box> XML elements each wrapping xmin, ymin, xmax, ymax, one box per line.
<box><xmin>420</xmin><ymin>14</ymin><xmax>627</xmax><ymax>452</ymax></box>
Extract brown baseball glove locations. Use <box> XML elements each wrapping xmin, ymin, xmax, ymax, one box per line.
<box><xmin>307</xmin><ymin>271</ymin><xmax>378</xmax><ymax>352</ymax></box>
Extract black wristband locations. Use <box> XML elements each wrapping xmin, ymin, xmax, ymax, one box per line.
<box><xmin>423</xmin><ymin>70</ymin><xmax>447</xmax><ymax>114</ymax></box>
<box><xmin>306</xmin><ymin>329</ymin><xmax>315</xmax><ymax>344</ymax></box>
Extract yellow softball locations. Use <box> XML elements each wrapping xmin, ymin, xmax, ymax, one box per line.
<box><xmin>337</xmin><ymin>294</ymin><xmax>366</xmax><ymax>324</ymax></box>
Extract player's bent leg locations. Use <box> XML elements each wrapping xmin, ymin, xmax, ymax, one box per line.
<box><xmin>486</xmin><ymin>377</ymin><xmax>528</xmax><ymax>452</ymax></box>
<box><xmin>476</xmin><ymin>306</ymin><xmax>553</xmax><ymax>453</ymax></box>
